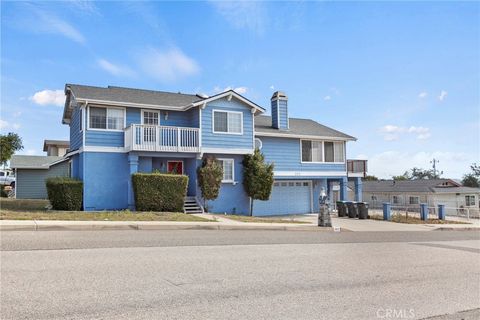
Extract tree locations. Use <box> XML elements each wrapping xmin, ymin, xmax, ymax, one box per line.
<box><xmin>393</xmin><ymin>167</ymin><xmax>440</xmax><ymax>180</ymax></box>
<box><xmin>197</xmin><ymin>156</ymin><xmax>223</xmax><ymax>211</ymax></box>
<box><xmin>363</xmin><ymin>175</ymin><xmax>378</xmax><ymax>181</ymax></box>
<box><xmin>242</xmin><ymin>149</ymin><xmax>274</xmax><ymax>216</ymax></box>
<box><xmin>470</xmin><ymin>163</ymin><xmax>480</xmax><ymax>177</ymax></box>
<box><xmin>392</xmin><ymin>174</ymin><xmax>408</xmax><ymax>181</ymax></box>
<box><xmin>0</xmin><ymin>133</ymin><xmax>23</xmax><ymax>166</ymax></box>
<box><xmin>462</xmin><ymin>174</ymin><xmax>479</xmax><ymax>188</ymax></box>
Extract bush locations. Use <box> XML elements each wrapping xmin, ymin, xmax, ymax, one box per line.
<box><xmin>46</xmin><ymin>177</ymin><xmax>83</xmax><ymax>210</ymax></box>
<box><xmin>1</xmin><ymin>186</ymin><xmax>8</xmax><ymax>198</ymax></box>
<box><xmin>132</xmin><ymin>173</ymin><xmax>188</xmax><ymax>212</ymax></box>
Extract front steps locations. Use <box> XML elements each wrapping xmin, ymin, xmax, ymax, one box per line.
<box><xmin>184</xmin><ymin>197</ymin><xmax>203</xmax><ymax>214</ymax></box>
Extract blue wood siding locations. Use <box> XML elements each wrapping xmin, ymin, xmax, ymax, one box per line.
<box><xmin>271</xmin><ymin>100</ymin><xmax>279</xmax><ymax>129</ymax></box>
<box><xmin>85</xmin><ymin>130</ymin><xmax>124</xmax><ymax>147</ymax></box>
<box><xmin>258</xmin><ymin>136</ymin><xmax>346</xmax><ymax>172</ymax></box>
<box><xmin>271</xmin><ymin>99</ymin><xmax>288</xmax><ymax>130</ymax></box>
<box><xmin>126</xmin><ymin>107</ymin><xmax>140</xmax><ymax>126</ymax></box>
<box><xmin>201</xmin><ymin>98</ymin><xmax>254</xmax><ymax>150</ymax></box>
<box><xmin>70</xmin><ymin>106</ymin><xmax>82</xmax><ymax>150</ymax></box>
<box><xmin>126</xmin><ymin>108</ymin><xmax>199</xmax><ymax>128</ymax></box>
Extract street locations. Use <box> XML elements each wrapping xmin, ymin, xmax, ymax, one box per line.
<box><xmin>1</xmin><ymin>230</ymin><xmax>479</xmax><ymax>320</ymax></box>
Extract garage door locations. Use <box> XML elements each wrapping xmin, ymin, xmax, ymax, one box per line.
<box><xmin>253</xmin><ymin>180</ymin><xmax>312</xmax><ymax>216</ymax></box>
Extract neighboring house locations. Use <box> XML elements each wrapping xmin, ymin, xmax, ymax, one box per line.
<box><xmin>362</xmin><ymin>179</ymin><xmax>480</xmax><ymax>216</ymax></box>
<box><xmin>10</xmin><ymin>156</ymin><xmax>69</xmax><ymax>199</ymax></box>
<box><xmin>62</xmin><ymin>84</ymin><xmax>366</xmax><ymax>215</ymax></box>
<box><xmin>43</xmin><ymin>140</ymin><xmax>69</xmax><ymax>156</ymax></box>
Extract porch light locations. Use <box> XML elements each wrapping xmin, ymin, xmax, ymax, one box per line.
<box><xmin>164</xmin><ymin>111</ymin><xmax>169</xmax><ymax>120</ymax></box>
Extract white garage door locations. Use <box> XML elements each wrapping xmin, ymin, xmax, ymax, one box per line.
<box><xmin>253</xmin><ymin>180</ymin><xmax>312</xmax><ymax>216</ymax></box>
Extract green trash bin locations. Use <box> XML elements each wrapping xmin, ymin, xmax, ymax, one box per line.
<box><xmin>357</xmin><ymin>202</ymin><xmax>369</xmax><ymax>219</ymax></box>
<box><xmin>346</xmin><ymin>202</ymin><xmax>358</xmax><ymax>218</ymax></box>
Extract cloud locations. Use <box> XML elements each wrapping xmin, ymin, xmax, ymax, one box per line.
<box><xmin>0</xmin><ymin>120</ymin><xmax>21</xmax><ymax>131</ymax></box>
<box><xmin>210</xmin><ymin>1</ymin><xmax>267</xmax><ymax>35</ymax></box>
<box><xmin>270</xmin><ymin>85</ymin><xmax>275</xmax><ymax>90</ymax></box>
<box><xmin>380</xmin><ymin>125</ymin><xmax>431</xmax><ymax>141</ymax></box>
<box><xmin>138</xmin><ymin>47</ymin><xmax>200</xmax><ymax>82</ymax></box>
<box><xmin>213</xmin><ymin>86</ymin><xmax>248</xmax><ymax>95</ymax></box>
<box><xmin>30</xmin><ymin>89</ymin><xmax>65</xmax><ymax>106</ymax></box>
<box><xmin>68</xmin><ymin>0</ymin><xmax>100</xmax><ymax>15</ymax></box>
<box><xmin>97</xmin><ymin>59</ymin><xmax>134</xmax><ymax>77</ymax></box>
<box><xmin>418</xmin><ymin>91</ymin><xmax>428</xmax><ymax>98</ymax></box>
<box><xmin>364</xmin><ymin>151</ymin><xmax>471</xmax><ymax>179</ymax></box>
<box><xmin>438</xmin><ymin>90</ymin><xmax>448</xmax><ymax>101</ymax></box>
<box><xmin>35</xmin><ymin>10</ymin><xmax>86</xmax><ymax>44</ymax></box>
<box><xmin>323</xmin><ymin>95</ymin><xmax>331</xmax><ymax>101</ymax></box>
<box><xmin>25</xmin><ymin>149</ymin><xmax>37</xmax><ymax>156</ymax></box>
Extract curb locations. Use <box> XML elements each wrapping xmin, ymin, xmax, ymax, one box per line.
<box><xmin>0</xmin><ymin>221</ymin><xmax>331</xmax><ymax>232</ymax></box>
<box><xmin>433</xmin><ymin>227</ymin><xmax>480</xmax><ymax>231</ymax></box>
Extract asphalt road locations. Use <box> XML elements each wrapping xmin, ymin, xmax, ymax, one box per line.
<box><xmin>1</xmin><ymin>230</ymin><xmax>479</xmax><ymax>320</ymax></box>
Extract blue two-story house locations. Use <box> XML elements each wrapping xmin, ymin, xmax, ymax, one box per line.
<box><xmin>62</xmin><ymin>84</ymin><xmax>366</xmax><ymax>215</ymax></box>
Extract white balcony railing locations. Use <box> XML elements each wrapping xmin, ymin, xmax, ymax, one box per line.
<box><xmin>125</xmin><ymin>124</ymin><xmax>200</xmax><ymax>152</ymax></box>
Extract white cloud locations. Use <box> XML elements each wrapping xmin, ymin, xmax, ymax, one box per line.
<box><xmin>97</xmin><ymin>59</ymin><xmax>134</xmax><ymax>77</ymax></box>
<box><xmin>210</xmin><ymin>1</ymin><xmax>267</xmax><ymax>35</ymax></box>
<box><xmin>364</xmin><ymin>151</ymin><xmax>471</xmax><ymax>179</ymax></box>
<box><xmin>68</xmin><ymin>0</ymin><xmax>100</xmax><ymax>15</ymax></box>
<box><xmin>438</xmin><ymin>90</ymin><xmax>448</xmax><ymax>101</ymax></box>
<box><xmin>418</xmin><ymin>91</ymin><xmax>428</xmax><ymax>98</ymax></box>
<box><xmin>270</xmin><ymin>85</ymin><xmax>275</xmax><ymax>90</ymax></box>
<box><xmin>25</xmin><ymin>149</ymin><xmax>37</xmax><ymax>156</ymax></box>
<box><xmin>138</xmin><ymin>47</ymin><xmax>200</xmax><ymax>82</ymax></box>
<box><xmin>0</xmin><ymin>119</ymin><xmax>21</xmax><ymax>131</ymax></box>
<box><xmin>30</xmin><ymin>89</ymin><xmax>65</xmax><ymax>106</ymax></box>
<box><xmin>12</xmin><ymin>111</ymin><xmax>22</xmax><ymax>118</ymax></box>
<box><xmin>213</xmin><ymin>86</ymin><xmax>248</xmax><ymax>95</ymax></box>
<box><xmin>380</xmin><ymin>125</ymin><xmax>431</xmax><ymax>141</ymax></box>
<box><xmin>323</xmin><ymin>95</ymin><xmax>331</xmax><ymax>101</ymax></box>
<box><xmin>35</xmin><ymin>10</ymin><xmax>86</xmax><ymax>44</ymax></box>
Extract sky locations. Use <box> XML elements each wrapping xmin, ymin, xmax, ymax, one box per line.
<box><xmin>1</xmin><ymin>1</ymin><xmax>479</xmax><ymax>179</ymax></box>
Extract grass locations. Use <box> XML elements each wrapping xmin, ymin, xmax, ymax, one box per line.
<box><xmin>220</xmin><ymin>214</ymin><xmax>310</xmax><ymax>224</ymax></box>
<box><xmin>369</xmin><ymin>214</ymin><xmax>470</xmax><ymax>224</ymax></box>
<box><xmin>0</xmin><ymin>198</ymin><xmax>213</xmax><ymax>222</ymax></box>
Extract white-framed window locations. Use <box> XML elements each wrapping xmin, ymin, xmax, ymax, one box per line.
<box><xmin>255</xmin><ymin>138</ymin><xmax>263</xmax><ymax>150</ymax></box>
<box><xmin>465</xmin><ymin>195</ymin><xmax>476</xmax><ymax>206</ymax></box>
<box><xmin>393</xmin><ymin>195</ymin><xmax>401</xmax><ymax>204</ymax></box>
<box><xmin>213</xmin><ymin>110</ymin><xmax>243</xmax><ymax>134</ymax></box>
<box><xmin>218</xmin><ymin>158</ymin><xmax>234</xmax><ymax>183</ymax></box>
<box><xmin>88</xmin><ymin>106</ymin><xmax>125</xmax><ymax>131</ymax></box>
<box><xmin>301</xmin><ymin>140</ymin><xmax>344</xmax><ymax>163</ymax></box>
<box><xmin>142</xmin><ymin>110</ymin><xmax>159</xmax><ymax>125</ymax></box>
<box><xmin>409</xmin><ymin>196</ymin><xmax>419</xmax><ymax>205</ymax></box>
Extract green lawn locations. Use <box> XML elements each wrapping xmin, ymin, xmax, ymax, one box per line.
<box><xmin>220</xmin><ymin>214</ymin><xmax>310</xmax><ymax>224</ymax></box>
<box><xmin>369</xmin><ymin>214</ymin><xmax>470</xmax><ymax>224</ymax></box>
<box><xmin>0</xmin><ymin>198</ymin><xmax>213</xmax><ymax>222</ymax></box>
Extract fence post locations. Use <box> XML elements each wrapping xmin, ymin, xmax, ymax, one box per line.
<box><xmin>438</xmin><ymin>204</ymin><xmax>445</xmax><ymax>220</ymax></box>
<box><xmin>420</xmin><ymin>203</ymin><xmax>428</xmax><ymax>221</ymax></box>
<box><xmin>383</xmin><ymin>202</ymin><xmax>391</xmax><ymax>221</ymax></box>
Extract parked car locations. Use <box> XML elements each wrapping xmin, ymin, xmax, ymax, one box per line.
<box><xmin>0</xmin><ymin>169</ymin><xmax>15</xmax><ymax>187</ymax></box>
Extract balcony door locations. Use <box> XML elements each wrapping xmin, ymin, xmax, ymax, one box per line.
<box><xmin>142</xmin><ymin>111</ymin><xmax>160</xmax><ymax>143</ymax></box>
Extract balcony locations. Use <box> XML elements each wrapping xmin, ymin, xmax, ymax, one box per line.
<box><xmin>125</xmin><ymin>124</ymin><xmax>200</xmax><ymax>153</ymax></box>
<box><xmin>347</xmin><ymin>159</ymin><xmax>368</xmax><ymax>178</ymax></box>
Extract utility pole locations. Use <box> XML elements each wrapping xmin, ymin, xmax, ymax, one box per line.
<box><xmin>430</xmin><ymin>158</ymin><xmax>442</xmax><ymax>178</ymax></box>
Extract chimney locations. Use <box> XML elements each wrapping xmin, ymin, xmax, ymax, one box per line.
<box><xmin>271</xmin><ymin>91</ymin><xmax>289</xmax><ymax>130</ymax></box>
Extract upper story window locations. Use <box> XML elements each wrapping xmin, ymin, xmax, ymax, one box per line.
<box><xmin>393</xmin><ymin>195</ymin><xmax>401</xmax><ymax>204</ymax></box>
<box><xmin>213</xmin><ymin>110</ymin><xmax>243</xmax><ymax>134</ymax></box>
<box><xmin>409</xmin><ymin>196</ymin><xmax>419</xmax><ymax>205</ymax></box>
<box><xmin>218</xmin><ymin>158</ymin><xmax>234</xmax><ymax>183</ymax></box>
<box><xmin>465</xmin><ymin>195</ymin><xmax>476</xmax><ymax>206</ymax></box>
<box><xmin>301</xmin><ymin>140</ymin><xmax>344</xmax><ymax>163</ymax></box>
<box><xmin>88</xmin><ymin>107</ymin><xmax>125</xmax><ymax>131</ymax></box>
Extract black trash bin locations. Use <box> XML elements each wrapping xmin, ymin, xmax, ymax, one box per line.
<box><xmin>336</xmin><ymin>201</ymin><xmax>346</xmax><ymax>217</ymax></box>
<box><xmin>346</xmin><ymin>202</ymin><xmax>358</xmax><ymax>218</ymax></box>
<box><xmin>357</xmin><ymin>202</ymin><xmax>369</xmax><ymax>219</ymax></box>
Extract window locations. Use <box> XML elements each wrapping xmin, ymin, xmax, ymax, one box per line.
<box><xmin>143</xmin><ymin>111</ymin><xmax>159</xmax><ymax>125</ymax></box>
<box><xmin>409</xmin><ymin>196</ymin><xmax>419</xmax><ymax>205</ymax></box>
<box><xmin>465</xmin><ymin>195</ymin><xmax>476</xmax><ymax>206</ymax></box>
<box><xmin>301</xmin><ymin>140</ymin><xmax>344</xmax><ymax>163</ymax></box>
<box><xmin>89</xmin><ymin>107</ymin><xmax>124</xmax><ymax>130</ymax></box>
<box><xmin>0</xmin><ymin>172</ymin><xmax>4</xmax><ymax>177</ymax></box>
<box><xmin>213</xmin><ymin>110</ymin><xmax>242</xmax><ymax>134</ymax></box>
<box><xmin>393</xmin><ymin>196</ymin><xmax>400</xmax><ymax>204</ymax></box>
<box><xmin>371</xmin><ymin>195</ymin><xmax>377</xmax><ymax>201</ymax></box>
<box><xmin>255</xmin><ymin>138</ymin><xmax>263</xmax><ymax>150</ymax></box>
<box><xmin>218</xmin><ymin>159</ymin><xmax>234</xmax><ymax>182</ymax></box>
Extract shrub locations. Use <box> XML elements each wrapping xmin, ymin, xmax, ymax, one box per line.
<box><xmin>243</xmin><ymin>149</ymin><xmax>274</xmax><ymax>216</ymax></box>
<box><xmin>1</xmin><ymin>186</ymin><xmax>8</xmax><ymax>198</ymax></box>
<box><xmin>46</xmin><ymin>177</ymin><xmax>83</xmax><ymax>210</ymax></box>
<box><xmin>197</xmin><ymin>156</ymin><xmax>223</xmax><ymax>211</ymax></box>
<box><xmin>132</xmin><ymin>173</ymin><xmax>188</xmax><ymax>212</ymax></box>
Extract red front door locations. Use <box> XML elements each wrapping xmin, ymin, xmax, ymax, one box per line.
<box><xmin>167</xmin><ymin>161</ymin><xmax>183</xmax><ymax>175</ymax></box>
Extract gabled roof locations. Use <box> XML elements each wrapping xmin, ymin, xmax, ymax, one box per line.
<box><xmin>254</xmin><ymin>115</ymin><xmax>356</xmax><ymax>141</ymax></box>
<box><xmin>361</xmin><ymin>179</ymin><xmax>478</xmax><ymax>194</ymax></box>
<box><xmin>63</xmin><ymin>84</ymin><xmax>265</xmax><ymax>123</ymax></box>
<box><xmin>43</xmin><ymin>140</ymin><xmax>69</xmax><ymax>152</ymax></box>
<box><xmin>10</xmin><ymin>156</ymin><xmax>66</xmax><ymax>169</ymax></box>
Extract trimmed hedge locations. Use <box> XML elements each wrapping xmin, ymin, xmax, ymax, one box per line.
<box><xmin>46</xmin><ymin>177</ymin><xmax>83</xmax><ymax>211</ymax></box>
<box><xmin>132</xmin><ymin>173</ymin><xmax>188</xmax><ymax>212</ymax></box>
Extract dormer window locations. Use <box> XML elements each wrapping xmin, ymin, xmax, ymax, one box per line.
<box><xmin>213</xmin><ymin>110</ymin><xmax>243</xmax><ymax>134</ymax></box>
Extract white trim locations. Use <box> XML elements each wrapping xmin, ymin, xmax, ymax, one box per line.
<box><xmin>274</xmin><ymin>171</ymin><xmax>347</xmax><ymax>177</ymax></box>
<box><xmin>255</xmin><ymin>131</ymin><xmax>356</xmax><ymax>141</ymax></box>
<box><xmin>191</xmin><ymin>91</ymin><xmax>265</xmax><ymax>113</ymax></box>
<box><xmin>167</xmin><ymin>160</ymin><xmax>184</xmax><ymax>175</ymax></box>
<box><xmin>202</xmin><ymin>147</ymin><xmax>253</xmax><ymax>155</ymax></box>
<box><xmin>347</xmin><ymin>172</ymin><xmax>364</xmax><ymax>178</ymax></box>
<box><xmin>76</xmin><ymin>98</ymin><xmax>187</xmax><ymax>111</ymax></box>
<box><xmin>87</xmin><ymin>105</ymin><xmax>126</xmax><ymax>132</ymax></box>
<box><xmin>218</xmin><ymin>158</ymin><xmax>235</xmax><ymax>183</ymax></box>
<box><xmin>81</xmin><ymin>146</ymin><xmax>127</xmax><ymax>153</ymax></box>
<box><xmin>198</xmin><ymin>107</ymin><xmax>202</xmax><ymax>147</ymax></box>
<box><xmin>212</xmin><ymin>109</ymin><xmax>244</xmax><ymax>135</ymax></box>
<box><xmin>82</xmin><ymin>104</ymin><xmax>86</xmax><ymax>146</ymax></box>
